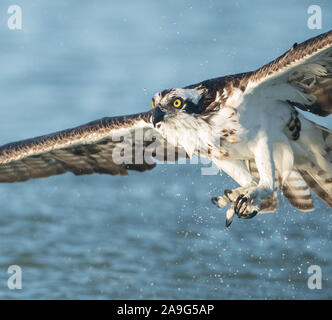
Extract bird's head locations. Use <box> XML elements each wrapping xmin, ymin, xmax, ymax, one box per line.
<box><xmin>150</xmin><ymin>85</ymin><xmax>223</xmax><ymax>157</ymax></box>
<box><xmin>151</xmin><ymin>87</ymin><xmax>208</xmax><ymax>128</ymax></box>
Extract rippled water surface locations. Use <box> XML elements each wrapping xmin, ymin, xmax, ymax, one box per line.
<box><xmin>0</xmin><ymin>0</ymin><xmax>331</xmax><ymax>299</ymax></box>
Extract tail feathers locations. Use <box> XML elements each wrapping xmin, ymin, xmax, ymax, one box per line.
<box><xmin>295</xmin><ymin>122</ymin><xmax>332</xmax><ymax>208</ymax></box>
<box><xmin>312</xmin><ymin>122</ymin><xmax>332</xmax><ymax>163</ymax></box>
<box><xmin>246</xmin><ymin>121</ymin><xmax>332</xmax><ymax>212</ymax></box>
<box><xmin>247</xmin><ymin>141</ymin><xmax>332</xmax><ymax>212</ymax></box>
<box><xmin>260</xmin><ymin>190</ymin><xmax>278</xmax><ymax>213</ymax></box>
<box><xmin>246</xmin><ymin>160</ymin><xmax>315</xmax><ymax>212</ymax></box>
<box><xmin>321</xmin><ymin>126</ymin><xmax>332</xmax><ymax>163</ymax></box>
<box><xmin>280</xmin><ymin>170</ymin><xmax>315</xmax><ymax>211</ymax></box>
<box><xmin>297</xmin><ymin>165</ymin><xmax>332</xmax><ymax>208</ymax></box>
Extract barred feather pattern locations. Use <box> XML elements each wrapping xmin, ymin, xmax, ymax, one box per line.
<box><xmin>280</xmin><ymin>170</ymin><xmax>314</xmax><ymax>211</ymax></box>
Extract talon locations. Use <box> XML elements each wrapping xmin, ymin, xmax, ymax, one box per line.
<box><xmin>234</xmin><ymin>194</ymin><xmax>246</xmax><ymax>217</ymax></box>
<box><xmin>211</xmin><ymin>197</ymin><xmax>218</xmax><ymax>206</ymax></box>
<box><xmin>224</xmin><ymin>189</ymin><xmax>232</xmax><ymax>200</ymax></box>
<box><xmin>238</xmin><ymin>210</ymin><xmax>258</xmax><ymax>220</ymax></box>
<box><xmin>225</xmin><ymin>206</ymin><xmax>235</xmax><ymax>228</ymax></box>
<box><xmin>238</xmin><ymin>196</ymin><xmax>248</xmax><ymax>217</ymax></box>
<box><xmin>234</xmin><ymin>194</ymin><xmax>243</xmax><ymax>216</ymax></box>
<box><xmin>225</xmin><ymin>217</ymin><xmax>233</xmax><ymax>228</ymax></box>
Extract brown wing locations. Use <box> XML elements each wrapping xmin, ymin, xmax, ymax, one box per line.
<box><xmin>0</xmin><ymin>111</ymin><xmax>187</xmax><ymax>183</ymax></box>
<box><xmin>191</xmin><ymin>31</ymin><xmax>332</xmax><ymax>116</ymax></box>
<box><xmin>248</xmin><ymin>29</ymin><xmax>332</xmax><ymax>116</ymax></box>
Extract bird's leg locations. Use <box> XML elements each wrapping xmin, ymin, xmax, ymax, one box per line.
<box><xmin>228</xmin><ymin>133</ymin><xmax>275</xmax><ymax>220</ymax></box>
<box><xmin>211</xmin><ymin>159</ymin><xmax>257</xmax><ymax>226</ymax></box>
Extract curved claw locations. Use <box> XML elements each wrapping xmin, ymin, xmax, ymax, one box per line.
<box><xmin>234</xmin><ymin>194</ymin><xmax>258</xmax><ymax>220</ymax></box>
<box><xmin>211</xmin><ymin>197</ymin><xmax>218</xmax><ymax>206</ymax></box>
<box><xmin>238</xmin><ymin>210</ymin><xmax>258</xmax><ymax>220</ymax></box>
<box><xmin>224</xmin><ymin>189</ymin><xmax>233</xmax><ymax>200</ymax></box>
<box><xmin>225</xmin><ymin>217</ymin><xmax>233</xmax><ymax>228</ymax></box>
<box><xmin>234</xmin><ymin>195</ymin><xmax>247</xmax><ymax>217</ymax></box>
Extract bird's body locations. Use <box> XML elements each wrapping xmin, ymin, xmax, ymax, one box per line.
<box><xmin>0</xmin><ymin>30</ymin><xmax>331</xmax><ymax>227</ymax></box>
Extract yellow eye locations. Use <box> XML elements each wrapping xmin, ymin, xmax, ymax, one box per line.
<box><xmin>173</xmin><ymin>98</ymin><xmax>182</xmax><ymax>108</ymax></box>
<box><xmin>152</xmin><ymin>100</ymin><xmax>155</xmax><ymax>109</ymax></box>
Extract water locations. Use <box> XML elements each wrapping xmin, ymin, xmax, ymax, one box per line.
<box><xmin>0</xmin><ymin>0</ymin><xmax>331</xmax><ymax>299</ymax></box>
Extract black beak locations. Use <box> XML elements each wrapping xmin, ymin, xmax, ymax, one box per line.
<box><xmin>152</xmin><ymin>107</ymin><xmax>165</xmax><ymax>127</ymax></box>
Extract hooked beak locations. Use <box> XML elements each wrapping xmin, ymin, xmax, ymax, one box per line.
<box><xmin>152</xmin><ymin>107</ymin><xmax>165</xmax><ymax>127</ymax></box>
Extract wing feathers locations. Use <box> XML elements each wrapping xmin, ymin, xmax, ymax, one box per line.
<box><xmin>250</xmin><ymin>30</ymin><xmax>332</xmax><ymax>85</ymax></box>
<box><xmin>248</xmin><ymin>30</ymin><xmax>332</xmax><ymax>116</ymax></box>
<box><xmin>0</xmin><ymin>112</ymin><xmax>153</xmax><ymax>163</ymax></box>
<box><xmin>198</xmin><ymin>31</ymin><xmax>332</xmax><ymax>117</ymax></box>
<box><xmin>0</xmin><ymin>111</ymin><xmax>184</xmax><ymax>183</ymax></box>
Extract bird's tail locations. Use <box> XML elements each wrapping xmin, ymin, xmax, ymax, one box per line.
<box><xmin>292</xmin><ymin>119</ymin><xmax>332</xmax><ymax>209</ymax></box>
<box><xmin>246</xmin><ymin>159</ymin><xmax>316</xmax><ymax>213</ymax></box>
<box><xmin>246</xmin><ymin>118</ymin><xmax>332</xmax><ymax>212</ymax></box>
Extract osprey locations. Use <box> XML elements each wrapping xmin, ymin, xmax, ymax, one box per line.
<box><xmin>0</xmin><ymin>31</ymin><xmax>331</xmax><ymax>227</ymax></box>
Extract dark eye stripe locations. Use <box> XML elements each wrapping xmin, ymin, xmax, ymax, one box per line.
<box><xmin>183</xmin><ymin>101</ymin><xmax>199</xmax><ymax>114</ymax></box>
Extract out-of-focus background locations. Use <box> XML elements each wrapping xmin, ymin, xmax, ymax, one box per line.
<box><xmin>0</xmin><ymin>0</ymin><xmax>331</xmax><ymax>299</ymax></box>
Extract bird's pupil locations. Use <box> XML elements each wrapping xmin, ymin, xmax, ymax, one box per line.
<box><xmin>174</xmin><ymin>99</ymin><xmax>181</xmax><ymax>107</ymax></box>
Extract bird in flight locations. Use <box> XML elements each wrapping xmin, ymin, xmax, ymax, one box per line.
<box><xmin>0</xmin><ymin>30</ymin><xmax>331</xmax><ymax>227</ymax></box>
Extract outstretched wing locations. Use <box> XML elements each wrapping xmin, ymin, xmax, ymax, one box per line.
<box><xmin>0</xmin><ymin>111</ymin><xmax>186</xmax><ymax>183</ymax></box>
<box><xmin>247</xmin><ymin>29</ymin><xmax>332</xmax><ymax>116</ymax></box>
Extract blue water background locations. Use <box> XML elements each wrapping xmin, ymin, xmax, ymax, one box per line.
<box><xmin>0</xmin><ymin>0</ymin><xmax>331</xmax><ymax>299</ymax></box>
